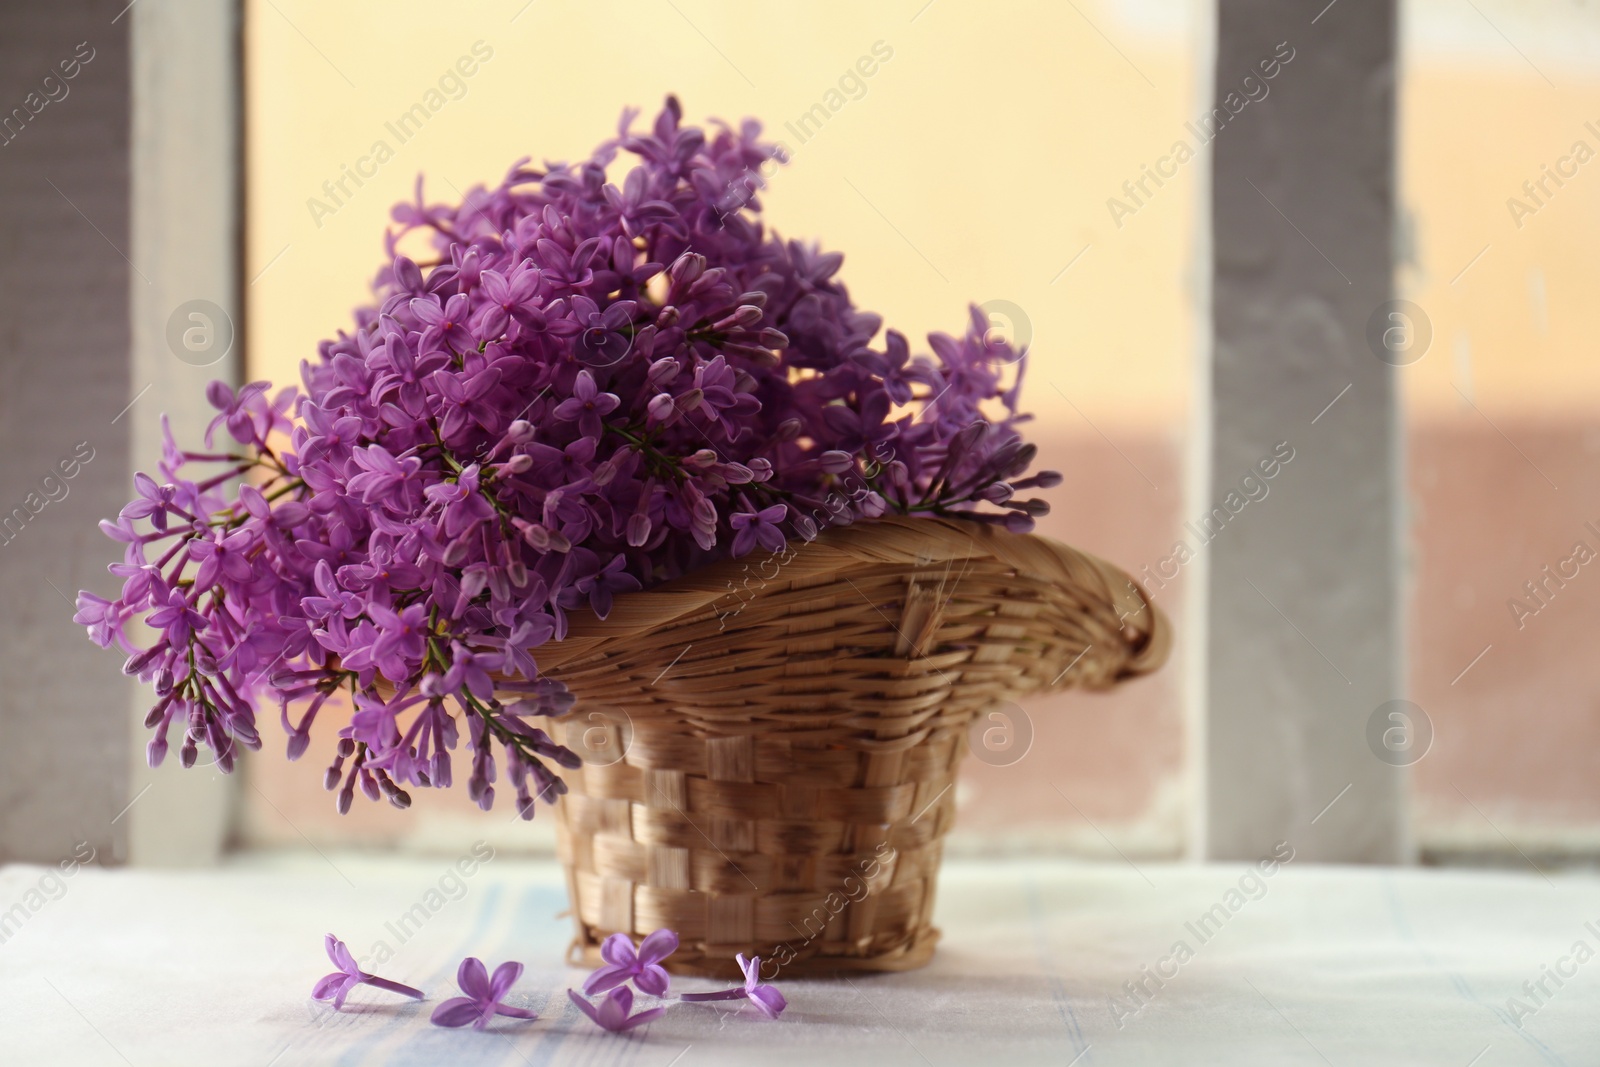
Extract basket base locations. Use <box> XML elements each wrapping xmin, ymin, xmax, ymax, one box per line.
<box><xmin>567</xmin><ymin>926</ymin><xmax>941</xmax><ymax>980</ymax></box>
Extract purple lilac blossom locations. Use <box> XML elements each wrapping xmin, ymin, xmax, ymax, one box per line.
<box><xmin>430</xmin><ymin>957</ymin><xmax>537</xmax><ymax>1030</ymax></box>
<box><xmin>311</xmin><ymin>933</ymin><xmax>425</xmax><ymax>1009</ymax></box>
<box><xmin>75</xmin><ymin>96</ymin><xmax>1056</xmax><ymax>815</ymax></box>
<box><xmin>678</xmin><ymin>952</ymin><xmax>787</xmax><ymax>1019</ymax></box>
<box><xmin>582</xmin><ymin>929</ymin><xmax>679</xmax><ymax>997</ymax></box>
<box><xmin>567</xmin><ymin>986</ymin><xmax>666</xmax><ymax>1033</ymax></box>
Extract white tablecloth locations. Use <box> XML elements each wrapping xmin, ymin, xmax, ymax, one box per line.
<box><xmin>2</xmin><ymin>852</ymin><xmax>1596</xmax><ymax>1065</ymax></box>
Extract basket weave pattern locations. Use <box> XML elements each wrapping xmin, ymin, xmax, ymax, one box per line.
<box><xmin>514</xmin><ymin>515</ymin><xmax>1168</xmax><ymax>977</ymax></box>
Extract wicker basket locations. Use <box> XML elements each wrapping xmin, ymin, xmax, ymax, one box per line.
<box><xmin>510</xmin><ymin>514</ymin><xmax>1169</xmax><ymax>978</ymax></box>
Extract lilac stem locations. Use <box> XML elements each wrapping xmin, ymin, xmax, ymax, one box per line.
<box><xmin>679</xmin><ymin>988</ymin><xmax>748</xmax><ymax>1002</ymax></box>
<box><xmin>363</xmin><ymin>975</ymin><xmax>424</xmax><ymax>999</ymax></box>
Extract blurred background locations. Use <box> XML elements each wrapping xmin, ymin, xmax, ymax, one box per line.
<box><xmin>4</xmin><ymin>0</ymin><xmax>1600</xmax><ymax>869</ymax></box>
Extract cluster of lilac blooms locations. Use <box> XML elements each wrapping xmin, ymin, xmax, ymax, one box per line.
<box><xmin>75</xmin><ymin>96</ymin><xmax>1055</xmax><ymax>817</ymax></box>
<box><xmin>316</xmin><ymin>928</ymin><xmax>785</xmax><ymax>1032</ymax></box>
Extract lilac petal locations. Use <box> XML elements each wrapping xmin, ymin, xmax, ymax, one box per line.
<box><xmin>748</xmin><ymin>984</ymin><xmax>787</xmax><ymax>1019</ymax></box>
<box><xmin>457</xmin><ymin>956</ymin><xmax>490</xmax><ymax>999</ymax></box>
<box><xmin>633</xmin><ymin>964</ymin><xmax>671</xmax><ymax>998</ymax></box>
<box><xmin>494</xmin><ymin>1004</ymin><xmax>538</xmax><ymax>1020</ymax></box>
<box><xmin>609</xmin><ymin>984</ymin><xmax>634</xmax><ymax>1011</ymax></box>
<box><xmin>431</xmin><ymin>997</ymin><xmax>485</xmax><ymax>1028</ymax></box>
<box><xmin>597</xmin><ymin>988</ymin><xmax>632</xmax><ymax>1031</ymax></box>
<box><xmin>582</xmin><ymin>962</ymin><xmax>633</xmax><ymax>995</ymax></box>
<box><xmin>736</xmin><ymin>953</ymin><xmax>760</xmax><ymax>988</ymax></box>
<box><xmin>311</xmin><ymin>972</ymin><xmax>346</xmax><ymax>1001</ymax></box>
<box><xmin>328</xmin><ymin>935</ymin><xmax>360</xmax><ymax>975</ymax></box>
<box><xmin>488</xmin><ymin>960</ymin><xmax>524</xmax><ymax>1001</ymax></box>
<box><xmin>614</xmin><ymin>1005</ymin><xmax>666</xmax><ymax>1032</ymax></box>
<box><xmin>598</xmin><ymin>931</ymin><xmax>637</xmax><ymax>967</ymax></box>
<box><xmin>636</xmin><ymin>928</ymin><xmax>679</xmax><ymax>965</ymax></box>
<box><xmin>567</xmin><ymin>988</ymin><xmax>605</xmax><ymax>1027</ymax></box>
<box><xmin>331</xmin><ymin>976</ymin><xmax>359</xmax><ymax>1011</ymax></box>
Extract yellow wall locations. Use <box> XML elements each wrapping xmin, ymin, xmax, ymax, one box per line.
<box><xmin>246</xmin><ymin>0</ymin><xmax>1199</xmax><ymax>434</ymax></box>
<box><xmin>1401</xmin><ymin>46</ymin><xmax>1600</xmax><ymax>423</ymax></box>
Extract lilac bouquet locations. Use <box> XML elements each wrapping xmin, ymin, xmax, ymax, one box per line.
<box><xmin>76</xmin><ymin>97</ymin><xmax>1056</xmax><ymax>817</ymax></box>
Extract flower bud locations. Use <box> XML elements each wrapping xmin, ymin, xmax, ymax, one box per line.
<box><xmin>647</xmin><ymin>393</ymin><xmax>675</xmax><ymax>423</ymax></box>
<box><xmin>647</xmin><ymin>357</ymin><xmax>680</xmax><ymax>388</ymax></box>
<box><xmin>627</xmin><ymin>513</ymin><xmax>652</xmax><ymax>547</ymax></box>
<box><xmin>715</xmin><ymin>304</ymin><xmax>763</xmax><ymax>330</ymax></box>
<box><xmin>980</xmin><ymin>482</ymin><xmax>1013</xmax><ymax>504</ymax></box>
<box><xmin>669</xmin><ymin>252</ymin><xmax>706</xmax><ymax>288</ymax></box>
<box><xmin>123</xmin><ymin>646</ymin><xmax>163</xmax><ymax>677</ymax></box>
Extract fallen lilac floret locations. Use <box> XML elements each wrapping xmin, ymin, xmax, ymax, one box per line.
<box><xmin>583</xmin><ymin>929</ymin><xmax>679</xmax><ymax>997</ymax></box>
<box><xmin>430</xmin><ymin>957</ymin><xmax>537</xmax><ymax>1030</ymax></box>
<box><xmin>567</xmin><ymin>986</ymin><xmax>666</xmax><ymax>1032</ymax></box>
<box><xmin>678</xmin><ymin>953</ymin><xmax>786</xmax><ymax>1019</ymax></box>
<box><xmin>311</xmin><ymin>933</ymin><xmax>424</xmax><ymax>1010</ymax></box>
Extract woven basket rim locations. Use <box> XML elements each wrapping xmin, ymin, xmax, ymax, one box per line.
<box><xmin>532</xmin><ymin>513</ymin><xmax>1170</xmax><ymax>684</ymax></box>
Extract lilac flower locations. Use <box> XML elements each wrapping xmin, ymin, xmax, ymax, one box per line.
<box><xmin>473</xmin><ymin>265</ymin><xmax>544</xmax><ymax>339</ymax></box>
<box><xmin>120</xmin><ymin>473</ymin><xmax>177</xmax><ymax>532</ymax></box>
<box><xmin>366</xmin><ymin>603</ymin><xmax>431</xmax><ymax>682</ymax></box>
<box><xmin>145</xmin><ymin>587</ymin><xmax>206</xmax><ymax>646</ymax></box>
<box><xmin>311</xmin><ymin>933</ymin><xmax>424</xmax><ymax>1010</ymax></box>
<box><xmin>433</xmin><ymin>367</ymin><xmax>503</xmax><ymax>442</ymax></box>
<box><xmin>573</xmin><ymin>554</ymin><xmax>642</xmax><ymax>621</ymax></box>
<box><xmin>729</xmin><ymin>503</ymin><xmax>787</xmax><ymax>557</ymax></box>
<box><xmin>678</xmin><ymin>953</ymin><xmax>787</xmax><ymax>1019</ymax></box>
<box><xmin>411</xmin><ymin>293</ymin><xmax>475</xmax><ymax>355</ymax></box>
<box><xmin>552</xmin><ymin>370</ymin><xmax>620</xmax><ymax>438</ymax></box>
<box><xmin>567</xmin><ymin>986</ymin><xmax>666</xmax><ymax>1033</ymax></box>
<box><xmin>431</xmin><ymin>957</ymin><xmax>537</xmax><ymax>1030</ymax></box>
<box><xmin>583</xmin><ymin>930</ymin><xmax>679</xmax><ymax>997</ymax></box>
<box><xmin>574</xmin><ymin>297</ymin><xmax>639</xmax><ymax>366</ymax></box>
<box><xmin>188</xmin><ymin>529</ymin><xmax>255</xmax><ymax>590</ymax></box>
<box><xmin>76</xmin><ymin>95</ymin><xmax>1049</xmax><ymax>822</ymax></box>
<box><xmin>74</xmin><ymin>592</ymin><xmax>130</xmax><ymax>652</ymax></box>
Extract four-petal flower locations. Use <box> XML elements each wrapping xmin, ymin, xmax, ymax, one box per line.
<box><xmin>583</xmin><ymin>930</ymin><xmax>678</xmax><ymax>997</ymax></box>
<box><xmin>678</xmin><ymin>952</ymin><xmax>787</xmax><ymax>1019</ymax></box>
<box><xmin>311</xmin><ymin>933</ymin><xmax>424</xmax><ymax>1010</ymax></box>
<box><xmin>567</xmin><ymin>986</ymin><xmax>666</xmax><ymax>1033</ymax></box>
<box><xmin>430</xmin><ymin>957</ymin><xmax>537</xmax><ymax>1030</ymax></box>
